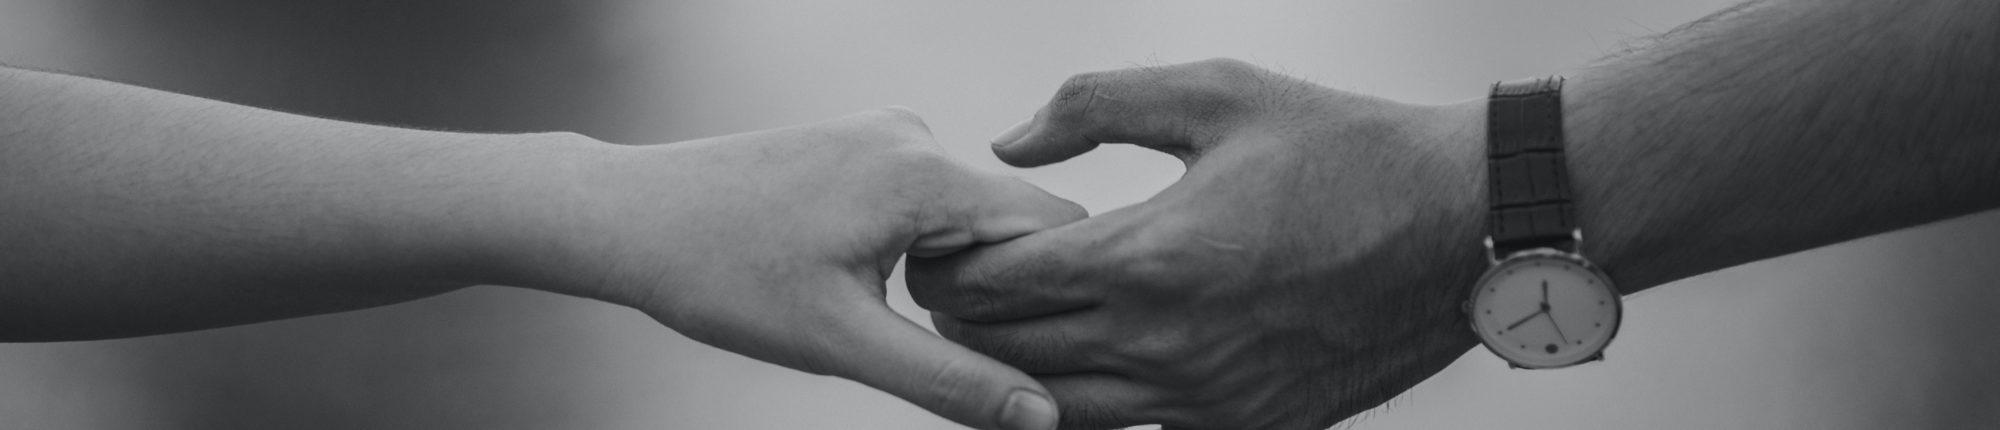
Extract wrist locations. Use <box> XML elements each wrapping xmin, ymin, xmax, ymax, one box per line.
<box><xmin>1398</xmin><ymin>98</ymin><xmax>1490</xmax><ymax>353</ymax></box>
<box><xmin>1433</xmin><ymin>99</ymin><xmax>1491</xmax><ymax>349</ymax></box>
<box><xmin>1426</xmin><ymin>99</ymin><xmax>1491</xmax><ymax>261</ymax></box>
<box><xmin>426</xmin><ymin>131</ymin><xmax>614</xmax><ymax>294</ymax></box>
<box><xmin>1562</xmin><ymin>72</ymin><xmax>1671</xmax><ymax>297</ymax></box>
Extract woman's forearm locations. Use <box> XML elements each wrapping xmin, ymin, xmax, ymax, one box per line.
<box><xmin>0</xmin><ymin>66</ymin><xmax>575</xmax><ymax>341</ymax></box>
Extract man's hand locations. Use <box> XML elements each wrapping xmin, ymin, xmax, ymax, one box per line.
<box><xmin>518</xmin><ymin>108</ymin><xmax>1081</xmax><ymax>430</ymax></box>
<box><xmin>907</xmin><ymin>60</ymin><xmax>1490</xmax><ymax>429</ymax></box>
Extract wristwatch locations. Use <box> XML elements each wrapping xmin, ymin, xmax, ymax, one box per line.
<box><xmin>1464</xmin><ymin>76</ymin><xmax>1623</xmax><ymax>369</ymax></box>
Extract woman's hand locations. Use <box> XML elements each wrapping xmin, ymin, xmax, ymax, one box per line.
<box><xmin>511</xmin><ymin>107</ymin><xmax>1082</xmax><ymax>430</ymax></box>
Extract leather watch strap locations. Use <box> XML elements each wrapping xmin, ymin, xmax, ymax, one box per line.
<box><xmin>1487</xmin><ymin>76</ymin><xmax>1576</xmax><ymax>257</ymax></box>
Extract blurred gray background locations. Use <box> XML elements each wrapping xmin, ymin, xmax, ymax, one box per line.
<box><xmin>1</xmin><ymin>0</ymin><xmax>1996</xmax><ymax>429</ymax></box>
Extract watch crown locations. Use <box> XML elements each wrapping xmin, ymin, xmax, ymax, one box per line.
<box><xmin>1482</xmin><ymin>236</ymin><xmax>1498</xmax><ymax>264</ymax></box>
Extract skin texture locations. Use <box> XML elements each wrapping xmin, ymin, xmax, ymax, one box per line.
<box><xmin>0</xmin><ymin>67</ymin><xmax>1078</xmax><ymax>430</ymax></box>
<box><xmin>1565</xmin><ymin>0</ymin><xmax>2000</xmax><ymax>296</ymax></box>
<box><xmin>523</xmin><ymin>109</ymin><xmax>1081</xmax><ymax>430</ymax></box>
<box><xmin>908</xmin><ymin>59</ymin><xmax>1488</xmax><ymax>429</ymax></box>
<box><xmin>908</xmin><ymin>0</ymin><xmax>2000</xmax><ymax>428</ymax></box>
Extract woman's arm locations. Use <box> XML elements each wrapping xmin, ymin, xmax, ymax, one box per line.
<box><xmin>0</xmin><ymin>66</ymin><xmax>559</xmax><ymax>340</ymax></box>
<box><xmin>0</xmin><ymin>65</ymin><xmax>1076</xmax><ymax>430</ymax></box>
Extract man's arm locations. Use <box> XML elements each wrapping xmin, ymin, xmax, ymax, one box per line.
<box><xmin>1566</xmin><ymin>0</ymin><xmax>2000</xmax><ymax>295</ymax></box>
<box><xmin>0</xmin><ymin>66</ymin><xmax>1075</xmax><ymax>430</ymax></box>
<box><xmin>907</xmin><ymin>0</ymin><xmax>2000</xmax><ymax>428</ymax></box>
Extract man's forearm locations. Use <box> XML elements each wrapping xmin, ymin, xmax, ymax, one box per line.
<box><xmin>1559</xmin><ymin>0</ymin><xmax>2000</xmax><ymax>294</ymax></box>
<box><xmin>0</xmin><ymin>66</ymin><xmax>574</xmax><ymax>340</ymax></box>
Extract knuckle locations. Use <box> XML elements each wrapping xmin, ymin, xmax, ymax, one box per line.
<box><xmin>1050</xmin><ymin>72</ymin><xmax>1105</xmax><ymax>124</ymax></box>
<box><xmin>1191</xmin><ymin>57</ymin><xmax>1262</xmax><ymax>78</ymax></box>
<box><xmin>843</xmin><ymin>106</ymin><xmax>936</xmax><ymax>145</ymax></box>
<box><xmin>1107</xmin><ymin>216</ymin><xmax>1229</xmax><ymax>293</ymax></box>
<box><xmin>1115</xmin><ymin>256</ymin><xmax>1186</xmax><ymax>296</ymax></box>
<box><xmin>1108</xmin><ymin>59</ymin><xmax>1261</xmax><ymax>132</ymax></box>
<box><xmin>866</xmin><ymin>105</ymin><xmax>929</xmax><ymax>129</ymax></box>
<box><xmin>1110</xmin><ymin>325</ymin><xmax>1199</xmax><ymax>372</ymax></box>
<box><xmin>1054</xmin><ymin>73</ymin><xmax>1100</xmax><ymax>106</ymax></box>
<box><xmin>882</xmin><ymin>143</ymin><xmax>956</xmax><ymax>170</ymax></box>
<box><xmin>1190</xmin><ymin>58</ymin><xmax>1276</xmax><ymax>91</ymax></box>
<box><xmin>1186</xmin><ymin>59</ymin><xmax>1267</xmax><ymax>109</ymax></box>
<box><xmin>876</xmin><ymin>146</ymin><xmax>964</xmax><ymax>194</ymax></box>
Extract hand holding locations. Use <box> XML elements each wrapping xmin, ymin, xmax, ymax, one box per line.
<box><xmin>514</xmin><ymin>108</ymin><xmax>1083</xmax><ymax>430</ymax></box>
<box><xmin>908</xmin><ymin>60</ymin><xmax>1489</xmax><ymax>429</ymax></box>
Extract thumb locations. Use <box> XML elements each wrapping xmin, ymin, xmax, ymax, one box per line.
<box><xmin>820</xmin><ymin>296</ymin><xmax>1060</xmax><ymax>430</ymax></box>
<box><xmin>989</xmin><ymin>58</ymin><xmax>1274</xmax><ymax>167</ymax></box>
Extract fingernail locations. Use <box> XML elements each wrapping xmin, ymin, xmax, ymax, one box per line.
<box><xmin>989</xmin><ymin>117</ymin><xmax>1034</xmax><ymax>149</ymax></box>
<box><xmin>998</xmin><ymin>390</ymin><xmax>1057</xmax><ymax>430</ymax></box>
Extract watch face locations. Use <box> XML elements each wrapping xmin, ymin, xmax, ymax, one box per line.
<box><xmin>1468</xmin><ymin>251</ymin><xmax>1621</xmax><ymax>369</ymax></box>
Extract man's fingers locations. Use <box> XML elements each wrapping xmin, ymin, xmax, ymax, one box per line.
<box><xmin>908</xmin><ymin>210</ymin><xmax>1125</xmax><ymax>322</ymax></box>
<box><xmin>990</xmin><ymin>58</ymin><xmax>1276</xmax><ymax>167</ymax></box>
<box><xmin>906</xmin><ymin>170</ymin><xmax>1109</xmax><ymax>322</ymax></box>
<box><xmin>819</xmin><ymin>291</ymin><xmax>1059</xmax><ymax>430</ymax></box>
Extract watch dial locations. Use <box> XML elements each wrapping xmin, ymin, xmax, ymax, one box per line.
<box><xmin>1469</xmin><ymin>254</ymin><xmax>1621</xmax><ymax>368</ymax></box>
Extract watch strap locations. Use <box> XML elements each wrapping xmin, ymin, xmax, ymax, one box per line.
<box><xmin>1487</xmin><ymin>76</ymin><xmax>1576</xmax><ymax>257</ymax></box>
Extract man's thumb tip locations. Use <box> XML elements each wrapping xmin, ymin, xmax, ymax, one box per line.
<box><xmin>990</xmin><ymin>117</ymin><xmax>1035</xmax><ymax>148</ymax></box>
<box><xmin>993</xmin><ymin>136</ymin><xmax>1097</xmax><ymax>168</ymax></box>
<box><xmin>990</xmin><ymin>138</ymin><xmax>1049</xmax><ymax>167</ymax></box>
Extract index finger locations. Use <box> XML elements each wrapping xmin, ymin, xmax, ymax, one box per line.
<box><xmin>907</xmin><ymin>207</ymin><xmax>1139</xmax><ymax>323</ymax></box>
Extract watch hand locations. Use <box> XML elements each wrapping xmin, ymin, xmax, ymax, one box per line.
<box><xmin>1545</xmin><ymin>313</ymin><xmax>1569</xmax><ymax>344</ymax></box>
<box><xmin>1541</xmin><ymin>280</ymin><xmax>1549</xmax><ymax>304</ymax></box>
<box><xmin>1505</xmin><ymin>310</ymin><xmax>1543</xmax><ymax>331</ymax></box>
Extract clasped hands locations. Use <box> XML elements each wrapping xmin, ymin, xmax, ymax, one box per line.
<box><xmin>525</xmin><ymin>59</ymin><xmax>1493</xmax><ymax>430</ymax></box>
